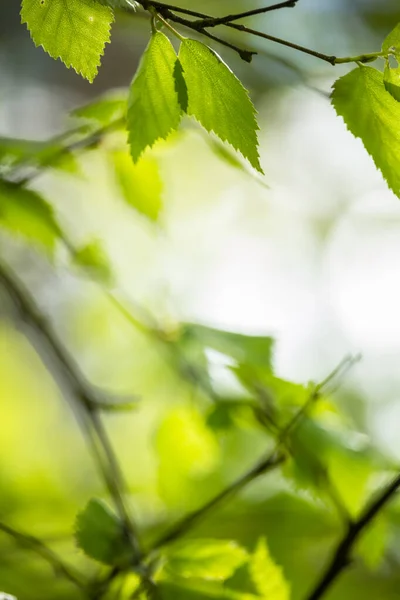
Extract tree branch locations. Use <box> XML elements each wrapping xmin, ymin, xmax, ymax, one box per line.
<box><xmin>136</xmin><ymin>1</ymin><xmax>384</xmax><ymax>67</ymax></box>
<box><xmin>148</xmin><ymin>358</ymin><xmax>352</xmax><ymax>552</ymax></box>
<box><xmin>0</xmin><ymin>260</ymin><xmax>142</xmax><ymax>564</ymax></box>
<box><xmin>191</xmin><ymin>1</ymin><xmax>300</xmax><ymax>29</ymax></box>
<box><xmin>306</xmin><ymin>472</ymin><xmax>400</xmax><ymax>600</ymax></box>
<box><xmin>0</xmin><ymin>521</ymin><xmax>86</xmax><ymax>590</ymax></box>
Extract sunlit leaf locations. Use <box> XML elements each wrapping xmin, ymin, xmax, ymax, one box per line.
<box><xmin>0</xmin><ymin>180</ymin><xmax>61</xmax><ymax>252</ymax></box>
<box><xmin>156</xmin><ymin>406</ymin><xmax>219</xmax><ymax>508</ymax></box>
<box><xmin>184</xmin><ymin>324</ymin><xmax>274</xmax><ymax>369</ymax></box>
<box><xmin>331</xmin><ymin>66</ymin><xmax>400</xmax><ymax>197</ymax></box>
<box><xmin>75</xmin><ymin>498</ymin><xmax>134</xmax><ymax>567</ymax></box>
<box><xmin>21</xmin><ymin>0</ymin><xmax>114</xmax><ymax>82</ymax></box>
<box><xmin>383</xmin><ymin>65</ymin><xmax>400</xmax><ymax>101</ymax></box>
<box><xmin>249</xmin><ymin>538</ymin><xmax>290</xmax><ymax>600</ymax></box>
<box><xmin>164</xmin><ymin>539</ymin><xmax>248</xmax><ymax>581</ymax></box>
<box><xmin>355</xmin><ymin>516</ymin><xmax>388</xmax><ymax>570</ymax></box>
<box><xmin>112</xmin><ymin>150</ymin><xmax>163</xmax><ymax>221</ymax></box>
<box><xmin>159</xmin><ymin>580</ymin><xmax>256</xmax><ymax>600</ymax></box>
<box><xmin>72</xmin><ymin>239</ymin><xmax>113</xmax><ymax>283</ymax></box>
<box><xmin>72</xmin><ymin>91</ymin><xmax>127</xmax><ymax>126</ymax></box>
<box><xmin>178</xmin><ymin>39</ymin><xmax>262</xmax><ymax>173</ymax></box>
<box><xmin>382</xmin><ymin>22</ymin><xmax>400</xmax><ymax>57</ymax></box>
<box><xmin>127</xmin><ymin>32</ymin><xmax>182</xmax><ymax>162</ymax></box>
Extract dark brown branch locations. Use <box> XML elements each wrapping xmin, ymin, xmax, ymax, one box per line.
<box><xmin>137</xmin><ymin>1</ymin><xmax>337</xmax><ymax>65</ymax></box>
<box><xmin>191</xmin><ymin>1</ymin><xmax>300</xmax><ymax>29</ymax></box>
<box><xmin>306</xmin><ymin>472</ymin><xmax>400</xmax><ymax>600</ymax></box>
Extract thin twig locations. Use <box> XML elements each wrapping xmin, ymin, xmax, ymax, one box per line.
<box><xmin>150</xmin><ymin>451</ymin><xmax>285</xmax><ymax>551</ymax></box>
<box><xmin>191</xmin><ymin>1</ymin><xmax>300</xmax><ymax>28</ymax></box>
<box><xmin>0</xmin><ymin>521</ymin><xmax>86</xmax><ymax>590</ymax></box>
<box><xmin>0</xmin><ymin>259</ymin><xmax>142</xmax><ymax>564</ymax></box>
<box><xmin>306</xmin><ymin>472</ymin><xmax>400</xmax><ymax>600</ymax></box>
<box><xmin>149</xmin><ymin>358</ymin><xmax>353</xmax><ymax>552</ymax></box>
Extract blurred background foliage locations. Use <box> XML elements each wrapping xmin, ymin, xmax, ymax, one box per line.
<box><xmin>2</xmin><ymin>1</ymin><xmax>400</xmax><ymax>599</ymax></box>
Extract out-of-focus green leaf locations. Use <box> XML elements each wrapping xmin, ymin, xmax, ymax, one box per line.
<box><xmin>112</xmin><ymin>150</ymin><xmax>163</xmax><ymax>221</ymax></box>
<box><xmin>101</xmin><ymin>573</ymin><xmax>141</xmax><ymax>600</ymax></box>
<box><xmin>159</xmin><ymin>580</ymin><xmax>257</xmax><ymax>600</ymax></box>
<box><xmin>127</xmin><ymin>32</ymin><xmax>182</xmax><ymax>162</ymax></box>
<box><xmin>382</xmin><ymin>22</ymin><xmax>400</xmax><ymax>57</ymax></box>
<box><xmin>72</xmin><ymin>92</ymin><xmax>127</xmax><ymax>126</ymax></box>
<box><xmin>383</xmin><ymin>65</ymin><xmax>400</xmax><ymax>101</ymax></box>
<box><xmin>72</xmin><ymin>239</ymin><xmax>113</xmax><ymax>283</ymax></box>
<box><xmin>249</xmin><ymin>538</ymin><xmax>290</xmax><ymax>600</ymax></box>
<box><xmin>156</xmin><ymin>406</ymin><xmax>219</xmax><ymax>508</ymax></box>
<box><xmin>206</xmin><ymin>137</ymin><xmax>269</xmax><ymax>190</ymax></box>
<box><xmin>331</xmin><ymin>66</ymin><xmax>400</xmax><ymax>197</ymax></box>
<box><xmin>178</xmin><ymin>39</ymin><xmax>262</xmax><ymax>173</ymax></box>
<box><xmin>0</xmin><ymin>137</ymin><xmax>80</xmax><ymax>176</ymax></box>
<box><xmin>327</xmin><ymin>447</ymin><xmax>372</xmax><ymax>518</ymax></box>
<box><xmin>75</xmin><ymin>498</ymin><xmax>134</xmax><ymax>567</ymax></box>
<box><xmin>163</xmin><ymin>539</ymin><xmax>248</xmax><ymax>581</ymax></box>
<box><xmin>21</xmin><ymin>0</ymin><xmax>114</xmax><ymax>82</ymax></box>
<box><xmin>355</xmin><ymin>515</ymin><xmax>388</xmax><ymax>570</ymax></box>
<box><xmin>0</xmin><ymin>180</ymin><xmax>61</xmax><ymax>252</ymax></box>
<box><xmin>288</xmin><ymin>417</ymin><xmax>374</xmax><ymax>516</ymax></box>
<box><xmin>233</xmin><ymin>365</ymin><xmax>308</xmax><ymax>407</ymax></box>
<box><xmin>183</xmin><ymin>324</ymin><xmax>274</xmax><ymax>369</ymax></box>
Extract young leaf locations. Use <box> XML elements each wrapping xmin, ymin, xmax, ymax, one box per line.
<box><xmin>0</xmin><ymin>180</ymin><xmax>61</xmax><ymax>252</ymax></box>
<box><xmin>355</xmin><ymin>516</ymin><xmax>388</xmax><ymax>570</ymax></box>
<box><xmin>249</xmin><ymin>538</ymin><xmax>290</xmax><ymax>600</ymax></box>
<box><xmin>72</xmin><ymin>239</ymin><xmax>113</xmax><ymax>283</ymax></box>
<box><xmin>332</xmin><ymin>66</ymin><xmax>400</xmax><ymax>197</ymax></box>
<box><xmin>383</xmin><ymin>65</ymin><xmax>400</xmax><ymax>102</ymax></box>
<box><xmin>164</xmin><ymin>539</ymin><xmax>248</xmax><ymax>581</ymax></box>
<box><xmin>75</xmin><ymin>498</ymin><xmax>134</xmax><ymax>567</ymax></box>
<box><xmin>183</xmin><ymin>324</ymin><xmax>274</xmax><ymax>368</ymax></box>
<box><xmin>382</xmin><ymin>22</ymin><xmax>400</xmax><ymax>58</ymax></box>
<box><xmin>112</xmin><ymin>150</ymin><xmax>163</xmax><ymax>221</ymax></box>
<box><xmin>72</xmin><ymin>92</ymin><xmax>127</xmax><ymax>126</ymax></box>
<box><xmin>127</xmin><ymin>32</ymin><xmax>182</xmax><ymax>162</ymax></box>
<box><xmin>178</xmin><ymin>40</ymin><xmax>262</xmax><ymax>173</ymax></box>
<box><xmin>21</xmin><ymin>0</ymin><xmax>114</xmax><ymax>82</ymax></box>
<box><xmin>158</xmin><ymin>580</ymin><xmax>251</xmax><ymax>600</ymax></box>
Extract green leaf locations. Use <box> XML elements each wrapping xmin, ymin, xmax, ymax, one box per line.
<box><xmin>183</xmin><ymin>324</ymin><xmax>274</xmax><ymax>368</ymax></box>
<box><xmin>156</xmin><ymin>406</ymin><xmax>219</xmax><ymax>508</ymax></box>
<box><xmin>127</xmin><ymin>32</ymin><xmax>182</xmax><ymax>162</ymax></box>
<box><xmin>355</xmin><ymin>516</ymin><xmax>388</xmax><ymax>570</ymax></box>
<box><xmin>159</xmin><ymin>580</ymin><xmax>255</xmax><ymax>600</ymax></box>
<box><xmin>383</xmin><ymin>65</ymin><xmax>400</xmax><ymax>101</ymax></box>
<box><xmin>75</xmin><ymin>498</ymin><xmax>134</xmax><ymax>567</ymax></box>
<box><xmin>249</xmin><ymin>538</ymin><xmax>290</xmax><ymax>600</ymax></box>
<box><xmin>21</xmin><ymin>0</ymin><xmax>114</xmax><ymax>82</ymax></box>
<box><xmin>0</xmin><ymin>180</ymin><xmax>61</xmax><ymax>252</ymax></box>
<box><xmin>326</xmin><ymin>447</ymin><xmax>372</xmax><ymax>518</ymax></box>
<box><xmin>0</xmin><ymin>137</ymin><xmax>80</xmax><ymax>176</ymax></box>
<box><xmin>112</xmin><ymin>150</ymin><xmax>163</xmax><ymax>221</ymax></box>
<box><xmin>382</xmin><ymin>22</ymin><xmax>400</xmax><ymax>57</ymax></box>
<box><xmin>178</xmin><ymin>39</ymin><xmax>262</xmax><ymax>173</ymax></box>
<box><xmin>72</xmin><ymin>239</ymin><xmax>113</xmax><ymax>283</ymax></box>
<box><xmin>164</xmin><ymin>539</ymin><xmax>248</xmax><ymax>581</ymax></box>
<box><xmin>72</xmin><ymin>92</ymin><xmax>127</xmax><ymax>126</ymax></box>
<box><xmin>331</xmin><ymin>66</ymin><xmax>400</xmax><ymax>197</ymax></box>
